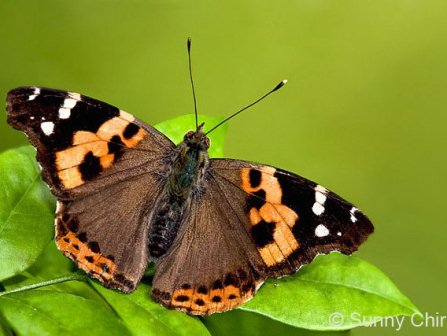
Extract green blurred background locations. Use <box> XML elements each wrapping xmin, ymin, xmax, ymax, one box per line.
<box><xmin>1</xmin><ymin>1</ymin><xmax>446</xmax><ymax>335</ymax></box>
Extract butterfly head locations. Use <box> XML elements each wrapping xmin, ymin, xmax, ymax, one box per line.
<box><xmin>183</xmin><ymin>123</ymin><xmax>210</xmax><ymax>150</ymax></box>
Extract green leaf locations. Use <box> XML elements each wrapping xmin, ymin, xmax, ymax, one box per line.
<box><xmin>24</xmin><ymin>240</ymin><xmax>75</xmax><ymax>278</ymax></box>
<box><xmin>154</xmin><ymin>114</ymin><xmax>227</xmax><ymax>158</ymax></box>
<box><xmin>92</xmin><ymin>282</ymin><xmax>211</xmax><ymax>336</ymax></box>
<box><xmin>0</xmin><ymin>290</ymin><xmax>130</xmax><ymax>336</ymax></box>
<box><xmin>239</xmin><ymin>252</ymin><xmax>420</xmax><ymax>331</ymax></box>
<box><xmin>203</xmin><ymin>309</ymin><xmax>348</xmax><ymax>336</ymax></box>
<box><xmin>2</xmin><ymin>242</ymin><xmax>104</xmax><ymax>303</ymax></box>
<box><xmin>0</xmin><ymin>313</ymin><xmax>13</xmax><ymax>336</ymax></box>
<box><xmin>0</xmin><ymin>146</ymin><xmax>55</xmax><ymax>281</ymax></box>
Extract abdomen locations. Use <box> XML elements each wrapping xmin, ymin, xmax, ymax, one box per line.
<box><xmin>148</xmin><ymin>193</ymin><xmax>187</xmax><ymax>258</ymax></box>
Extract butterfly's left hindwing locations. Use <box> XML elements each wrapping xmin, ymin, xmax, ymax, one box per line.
<box><xmin>210</xmin><ymin>159</ymin><xmax>374</xmax><ymax>277</ymax></box>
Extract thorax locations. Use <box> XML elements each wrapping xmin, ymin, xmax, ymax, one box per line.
<box><xmin>166</xmin><ymin>142</ymin><xmax>209</xmax><ymax>200</ymax></box>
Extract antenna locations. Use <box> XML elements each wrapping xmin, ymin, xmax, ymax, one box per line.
<box><xmin>204</xmin><ymin>79</ymin><xmax>288</xmax><ymax>135</ymax></box>
<box><xmin>187</xmin><ymin>37</ymin><xmax>199</xmax><ymax>130</ymax></box>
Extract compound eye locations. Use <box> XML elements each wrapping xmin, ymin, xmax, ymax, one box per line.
<box><xmin>204</xmin><ymin>137</ymin><xmax>210</xmax><ymax>148</ymax></box>
<box><xmin>184</xmin><ymin>131</ymin><xmax>195</xmax><ymax>140</ymax></box>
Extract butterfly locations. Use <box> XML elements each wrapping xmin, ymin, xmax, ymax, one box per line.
<box><xmin>6</xmin><ymin>43</ymin><xmax>373</xmax><ymax>315</ymax></box>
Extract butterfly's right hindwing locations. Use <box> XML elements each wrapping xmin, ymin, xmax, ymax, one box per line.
<box><xmin>151</xmin><ymin>180</ymin><xmax>265</xmax><ymax>315</ymax></box>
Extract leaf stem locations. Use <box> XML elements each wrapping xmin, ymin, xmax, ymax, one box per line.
<box><xmin>0</xmin><ymin>272</ymin><xmax>86</xmax><ymax>297</ymax></box>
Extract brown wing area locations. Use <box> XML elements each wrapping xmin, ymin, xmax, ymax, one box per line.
<box><xmin>210</xmin><ymin>158</ymin><xmax>374</xmax><ymax>278</ymax></box>
<box><xmin>151</xmin><ymin>181</ymin><xmax>265</xmax><ymax>315</ymax></box>
<box><xmin>55</xmin><ymin>171</ymin><xmax>164</xmax><ymax>292</ymax></box>
<box><xmin>6</xmin><ymin>86</ymin><xmax>174</xmax><ymax>199</ymax></box>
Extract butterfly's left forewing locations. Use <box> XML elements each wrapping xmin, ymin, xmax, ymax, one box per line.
<box><xmin>210</xmin><ymin>159</ymin><xmax>374</xmax><ymax>277</ymax></box>
<box><xmin>7</xmin><ymin>86</ymin><xmax>173</xmax><ymax>199</ymax></box>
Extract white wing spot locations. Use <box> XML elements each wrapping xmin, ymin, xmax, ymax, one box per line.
<box><xmin>315</xmin><ymin>185</ymin><xmax>328</xmax><ymax>194</ymax></box>
<box><xmin>350</xmin><ymin>207</ymin><xmax>358</xmax><ymax>223</ymax></box>
<box><xmin>337</xmin><ymin>231</ymin><xmax>342</xmax><ymax>236</ymax></box>
<box><xmin>315</xmin><ymin>224</ymin><xmax>330</xmax><ymax>237</ymax></box>
<box><xmin>41</xmin><ymin>122</ymin><xmax>54</xmax><ymax>136</ymax></box>
<box><xmin>28</xmin><ymin>87</ymin><xmax>40</xmax><ymax>101</ymax></box>
<box><xmin>63</xmin><ymin>98</ymin><xmax>78</xmax><ymax>109</ymax></box>
<box><xmin>312</xmin><ymin>184</ymin><xmax>328</xmax><ymax>216</ymax></box>
<box><xmin>58</xmin><ymin>97</ymin><xmax>78</xmax><ymax>119</ymax></box>
<box><xmin>58</xmin><ymin>108</ymin><xmax>71</xmax><ymax>119</ymax></box>
<box><xmin>30</xmin><ymin>116</ymin><xmax>35</xmax><ymax>120</ymax></box>
<box><xmin>315</xmin><ymin>191</ymin><xmax>327</xmax><ymax>204</ymax></box>
<box><xmin>68</xmin><ymin>92</ymin><xmax>81</xmax><ymax>100</ymax></box>
<box><xmin>312</xmin><ymin>203</ymin><xmax>325</xmax><ymax>216</ymax></box>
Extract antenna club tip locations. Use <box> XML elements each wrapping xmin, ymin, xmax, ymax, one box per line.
<box><xmin>273</xmin><ymin>79</ymin><xmax>288</xmax><ymax>91</ymax></box>
<box><xmin>187</xmin><ymin>37</ymin><xmax>192</xmax><ymax>50</ymax></box>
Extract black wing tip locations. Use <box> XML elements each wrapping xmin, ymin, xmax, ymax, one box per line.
<box><xmin>357</xmin><ymin>211</ymin><xmax>375</xmax><ymax>233</ymax></box>
<box><xmin>5</xmin><ymin>87</ymin><xmax>36</xmax><ymax>118</ymax></box>
<box><xmin>7</xmin><ymin>86</ymin><xmax>35</xmax><ymax>99</ymax></box>
<box><xmin>6</xmin><ymin>86</ymin><xmax>73</xmax><ymax>100</ymax></box>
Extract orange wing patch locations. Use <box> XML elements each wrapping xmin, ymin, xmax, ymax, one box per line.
<box><xmin>56</xmin><ymin>230</ymin><xmax>116</xmax><ymax>281</ymax></box>
<box><xmin>55</xmin><ymin>208</ymin><xmax>136</xmax><ymax>293</ymax></box>
<box><xmin>55</xmin><ymin>111</ymin><xmax>147</xmax><ymax>189</ymax></box>
<box><xmin>170</xmin><ymin>286</ymin><xmax>244</xmax><ymax>315</ymax></box>
<box><xmin>152</xmin><ymin>270</ymin><xmax>264</xmax><ymax>315</ymax></box>
<box><xmin>241</xmin><ymin>167</ymin><xmax>300</xmax><ymax>267</ymax></box>
<box><xmin>55</xmin><ymin>213</ymin><xmax>117</xmax><ymax>284</ymax></box>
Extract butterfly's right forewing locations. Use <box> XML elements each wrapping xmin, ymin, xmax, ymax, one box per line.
<box><xmin>210</xmin><ymin>159</ymin><xmax>374</xmax><ymax>277</ymax></box>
